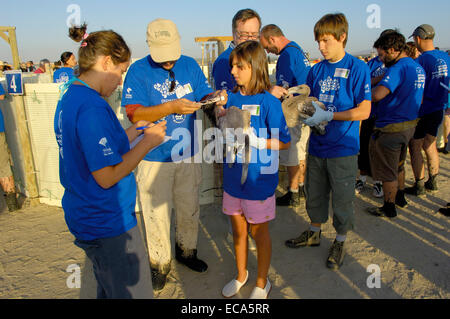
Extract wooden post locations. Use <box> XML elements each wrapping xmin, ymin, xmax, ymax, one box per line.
<box><xmin>1</xmin><ymin>26</ymin><xmax>40</xmax><ymax>204</ymax></box>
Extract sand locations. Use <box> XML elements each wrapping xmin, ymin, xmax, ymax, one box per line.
<box><xmin>0</xmin><ymin>153</ymin><xmax>449</xmax><ymax>299</ymax></box>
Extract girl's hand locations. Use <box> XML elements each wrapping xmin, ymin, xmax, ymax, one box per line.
<box><xmin>214</xmin><ymin>89</ymin><xmax>228</xmax><ymax>106</ymax></box>
<box><xmin>143</xmin><ymin>120</ymin><xmax>167</xmax><ymax>148</ymax></box>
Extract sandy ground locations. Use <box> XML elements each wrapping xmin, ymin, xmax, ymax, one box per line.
<box><xmin>0</xmin><ymin>153</ymin><xmax>449</xmax><ymax>299</ymax></box>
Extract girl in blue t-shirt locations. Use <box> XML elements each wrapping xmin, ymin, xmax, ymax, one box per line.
<box><xmin>220</xmin><ymin>41</ymin><xmax>290</xmax><ymax>299</ymax></box>
<box><xmin>55</xmin><ymin>28</ymin><xmax>167</xmax><ymax>298</ymax></box>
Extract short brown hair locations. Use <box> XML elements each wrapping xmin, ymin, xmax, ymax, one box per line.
<box><xmin>261</xmin><ymin>24</ymin><xmax>284</xmax><ymax>40</ymax></box>
<box><xmin>314</xmin><ymin>13</ymin><xmax>348</xmax><ymax>47</ymax></box>
<box><xmin>76</xmin><ymin>30</ymin><xmax>131</xmax><ymax>75</ymax></box>
<box><xmin>229</xmin><ymin>41</ymin><xmax>271</xmax><ymax>95</ymax></box>
<box><xmin>232</xmin><ymin>9</ymin><xmax>261</xmax><ymax>33</ymax></box>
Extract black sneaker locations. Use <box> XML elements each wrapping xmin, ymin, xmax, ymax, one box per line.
<box><xmin>151</xmin><ymin>269</ymin><xmax>168</xmax><ymax>291</ymax></box>
<box><xmin>395</xmin><ymin>190</ymin><xmax>408</xmax><ymax>208</ymax></box>
<box><xmin>285</xmin><ymin>230</ymin><xmax>321</xmax><ymax>248</ymax></box>
<box><xmin>366</xmin><ymin>202</ymin><xmax>397</xmax><ymax>218</ymax></box>
<box><xmin>438</xmin><ymin>203</ymin><xmax>450</xmax><ymax>217</ymax></box>
<box><xmin>404</xmin><ymin>181</ymin><xmax>425</xmax><ymax>196</ymax></box>
<box><xmin>276</xmin><ymin>191</ymin><xmax>300</xmax><ymax>207</ymax></box>
<box><xmin>326</xmin><ymin>240</ymin><xmax>345</xmax><ymax>270</ymax></box>
<box><xmin>175</xmin><ymin>243</ymin><xmax>208</xmax><ymax>273</ymax></box>
<box><xmin>424</xmin><ymin>175</ymin><xmax>438</xmax><ymax>191</ymax></box>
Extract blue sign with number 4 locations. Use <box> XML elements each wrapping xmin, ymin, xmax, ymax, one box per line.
<box><xmin>5</xmin><ymin>70</ymin><xmax>24</xmax><ymax>95</ymax></box>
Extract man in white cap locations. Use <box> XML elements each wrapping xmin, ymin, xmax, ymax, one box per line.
<box><xmin>405</xmin><ymin>24</ymin><xmax>450</xmax><ymax>195</ymax></box>
<box><xmin>121</xmin><ymin>18</ymin><xmax>227</xmax><ymax>291</ymax></box>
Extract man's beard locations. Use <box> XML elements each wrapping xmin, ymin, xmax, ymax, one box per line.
<box><xmin>384</xmin><ymin>52</ymin><xmax>401</xmax><ymax>67</ymax></box>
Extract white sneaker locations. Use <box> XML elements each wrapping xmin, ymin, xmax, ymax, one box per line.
<box><xmin>373</xmin><ymin>181</ymin><xmax>384</xmax><ymax>198</ymax></box>
<box><xmin>249</xmin><ymin>279</ymin><xmax>271</xmax><ymax>299</ymax></box>
<box><xmin>222</xmin><ymin>270</ymin><xmax>249</xmax><ymax>298</ymax></box>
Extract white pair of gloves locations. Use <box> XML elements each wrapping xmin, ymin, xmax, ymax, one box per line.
<box><xmin>303</xmin><ymin>101</ymin><xmax>334</xmax><ymax>127</ymax></box>
<box><xmin>224</xmin><ymin>128</ymin><xmax>267</xmax><ymax>150</ymax></box>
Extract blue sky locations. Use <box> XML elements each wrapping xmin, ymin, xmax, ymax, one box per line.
<box><xmin>1</xmin><ymin>0</ymin><xmax>449</xmax><ymax>63</ymax></box>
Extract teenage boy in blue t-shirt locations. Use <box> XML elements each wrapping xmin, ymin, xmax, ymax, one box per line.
<box><xmin>212</xmin><ymin>8</ymin><xmax>261</xmax><ymax>91</ymax></box>
<box><xmin>406</xmin><ymin>24</ymin><xmax>450</xmax><ymax>195</ymax></box>
<box><xmin>284</xmin><ymin>13</ymin><xmax>371</xmax><ymax>270</ymax></box>
<box><xmin>259</xmin><ymin>24</ymin><xmax>311</xmax><ymax>207</ymax></box>
<box><xmin>122</xmin><ymin>19</ymin><xmax>227</xmax><ymax>291</ymax></box>
<box><xmin>366</xmin><ymin>31</ymin><xmax>425</xmax><ymax>218</ymax></box>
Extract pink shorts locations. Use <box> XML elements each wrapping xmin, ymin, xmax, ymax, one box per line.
<box><xmin>222</xmin><ymin>191</ymin><xmax>276</xmax><ymax>224</ymax></box>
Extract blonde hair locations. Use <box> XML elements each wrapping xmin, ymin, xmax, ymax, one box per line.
<box><xmin>229</xmin><ymin>41</ymin><xmax>271</xmax><ymax>95</ymax></box>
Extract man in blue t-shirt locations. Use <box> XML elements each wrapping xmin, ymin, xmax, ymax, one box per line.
<box><xmin>356</xmin><ymin>29</ymin><xmax>396</xmax><ymax>198</ymax></box>
<box><xmin>260</xmin><ymin>24</ymin><xmax>311</xmax><ymax>207</ymax></box>
<box><xmin>0</xmin><ymin>84</ymin><xmax>19</xmax><ymax>212</ymax></box>
<box><xmin>284</xmin><ymin>13</ymin><xmax>371</xmax><ymax>270</ymax></box>
<box><xmin>405</xmin><ymin>24</ymin><xmax>450</xmax><ymax>195</ymax></box>
<box><xmin>122</xmin><ymin>19</ymin><xmax>227</xmax><ymax>291</ymax></box>
<box><xmin>366</xmin><ymin>31</ymin><xmax>425</xmax><ymax>218</ymax></box>
<box><xmin>212</xmin><ymin>8</ymin><xmax>261</xmax><ymax>91</ymax></box>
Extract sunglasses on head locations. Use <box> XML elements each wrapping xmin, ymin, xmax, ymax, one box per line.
<box><xmin>168</xmin><ymin>69</ymin><xmax>175</xmax><ymax>92</ymax></box>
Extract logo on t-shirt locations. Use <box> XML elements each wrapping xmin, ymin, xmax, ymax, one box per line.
<box><xmin>172</xmin><ymin>114</ymin><xmax>186</xmax><ymax>124</ymax></box>
<box><xmin>154</xmin><ymin>80</ymin><xmax>178</xmax><ymax>99</ymax></box>
<box><xmin>125</xmin><ymin>87</ymin><xmax>133</xmax><ymax>99</ymax></box>
<box><xmin>99</xmin><ymin>137</ymin><xmax>113</xmax><ymax>156</ymax></box>
<box><xmin>415</xmin><ymin>67</ymin><xmax>426</xmax><ymax>89</ymax></box>
<box><xmin>319</xmin><ymin>76</ymin><xmax>341</xmax><ymax>94</ymax></box>
<box><xmin>432</xmin><ymin>59</ymin><xmax>448</xmax><ymax>79</ymax></box>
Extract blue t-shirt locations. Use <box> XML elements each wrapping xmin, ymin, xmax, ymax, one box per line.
<box><xmin>374</xmin><ymin>57</ymin><xmax>425</xmax><ymax>128</ymax></box>
<box><xmin>121</xmin><ymin>55</ymin><xmax>213</xmax><ymax>162</ymax></box>
<box><xmin>367</xmin><ymin>56</ymin><xmax>386</xmax><ymax>118</ymax></box>
<box><xmin>212</xmin><ymin>43</ymin><xmax>236</xmax><ymax>91</ymax></box>
<box><xmin>0</xmin><ymin>84</ymin><xmax>5</xmax><ymax>132</ymax></box>
<box><xmin>54</xmin><ymin>84</ymin><xmax>137</xmax><ymax>241</ymax></box>
<box><xmin>223</xmin><ymin>91</ymin><xmax>290</xmax><ymax>200</ymax></box>
<box><xmin>306</xmin><ymin>53</ymin><xmax>372</xmax><ymax>158</ymax></box>
<box><xmin>415</xmin><ymin>50</ymin><xmax>450</xmax><ymax>116</ymax></box>
<box><xmin>367</xmin><ymin>56</ymin><xmax>386</xmax><ymax>79</ymax></box>
<box><xmin>53</xmin><ymin>67</ymin><xmax>75</xmax><ymax>83</ymax></box>
<box><xmin>276</xmin><ymin>41</ymin><xmax>311</xmax><ymax>88</ymax></box>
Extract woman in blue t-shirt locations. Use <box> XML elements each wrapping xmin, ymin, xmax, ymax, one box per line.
<box><xmin>54</xmin><ymin>29</ymin><xmax>167</xmax><ymax>298</ymax></box>
<box><xmin>220</xmin><ymin>41</ymin><xmax>290</xmax><ymax>299</ymax></box>
<box><xmin>53</xmin><ymin>51</ymin><xmax>77</xmax><ymax>83</ymax></box>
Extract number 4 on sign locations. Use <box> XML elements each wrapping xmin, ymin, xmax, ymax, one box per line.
<box><xmin>10</xmin><ymin>74</ymin><xmax>16</xmax><ymax>92</ymax></box>
<box><xmin>5</xmin><ymin>70</ymin><xmax>23</xmax><ymax>95</ymax></box>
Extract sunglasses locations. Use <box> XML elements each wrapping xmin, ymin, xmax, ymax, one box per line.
<box><xmin>168</xmin><ymin>69</ymin><xmax>176</xmax><ymax>92</ymax></box>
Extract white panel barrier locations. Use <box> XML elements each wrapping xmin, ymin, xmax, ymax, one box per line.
<box><xmin>1</xmin><ymin>80</ymin><xmax>216</xmax><ymax>208</ymax></box>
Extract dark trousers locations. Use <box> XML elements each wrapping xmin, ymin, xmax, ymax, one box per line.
<box><xmin>358</xmin><ymin>117</ymin><xmax>376</xmax><ymax>175</ymax></box>
<box><xmin>75</xmin><ymin>225</ymin><xmax>153</xmax><ymax>299</ymax></box>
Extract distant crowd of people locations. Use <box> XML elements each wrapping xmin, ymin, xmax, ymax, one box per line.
<box><xmin>1</xmin><ymin>8</ymin><xmax>449</xmax><ymax>300</ymax></box>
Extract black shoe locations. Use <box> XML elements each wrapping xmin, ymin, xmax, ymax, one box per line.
<box><xmin>276</xmin><ymin>191</ymin><xmax>300</xmax><ymax>207</ymax></box>
<box><xmin>151</xmin><ymin>268</ymin><xmax>168</xmax><ymax>291</ymax></box>
<box><xmin>285</xmin><ymin>230</ymin><xmax>321</xmax><ymax>248</ymax></box>
<box><xmin>424</xmin><ymin>175</ymin><xmax>438</xmax><ymax>191</ymax></box>
<box><xmin>438</xmin><ymin>203</ymin><xmax>450</xmax><ymax>217</ymax></box>
<box><xmin>366</xmin><ymin>202</ymin><xmax>397</xmax><ymax>218</ymax></box>
<box><xmin>326</xmin><ymin>240</ymin><xmax>345</xmax><ymax>270</ymax></box>
<box><xmin>395</xmin><ymin>190</ymin><xmax>408</xmax><ymax>208</ymax></box>
<box><xmin>4</xmin><ymin>192</ymin><xmax>19</xmax><ymax>212</ymax></box>
<box><xmin>175</xmin><ymin>243</ymin><xmax>208</xmax><ymax>273</ymax></box>
<box><xmin>404</xmin><ymin>181</ymin><xmax>425</xmax><ymax>196</ymax></box>
<box><xmin>437</xmin><ymin>144</ymin><xmax>448</xmax><ymax>154</ymax></box>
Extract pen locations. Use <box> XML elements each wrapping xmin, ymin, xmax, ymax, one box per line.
<box><xmin>136</xmin><ymin>126</ymin><xmax>151</xmax><ymax>130</ymax></box>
